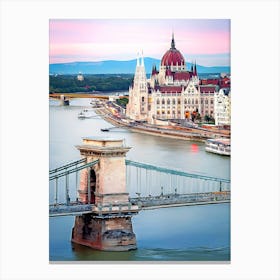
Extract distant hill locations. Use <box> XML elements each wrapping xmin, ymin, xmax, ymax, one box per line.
<box><xmin>49</xmin><ymin>58</ymin><xmax>230</xmax><ymax>75</ymax></box>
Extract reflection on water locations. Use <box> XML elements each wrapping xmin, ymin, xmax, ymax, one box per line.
<box><xmin>49</xmin><ymin>98</ymin><xmax>230</xmax><ymax>261</ymax></box>
<box><xmin>71</xmin><ymin>245</ymin><xmax>230</xmax><ymax>262</ymax></box>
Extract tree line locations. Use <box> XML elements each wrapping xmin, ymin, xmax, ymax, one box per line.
<box><xmin>49</xmin><ymin>74</ymin><xmax>133</xmax><ymax>93</ymax></box>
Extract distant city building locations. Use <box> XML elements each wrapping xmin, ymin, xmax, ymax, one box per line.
<box><xmin>77</xmin><ymin>73</ymin><xmax>84</xmax><ymax>81</ymax></box>
<box><xmin>214</xmin><ymin>88</ymin><xmax>231</xmax><ymax>125</ymax></box>
<box><xmin>126</xmin><ymin>34</ymin><xmax>230</xmax><ymax>125</ymax></box>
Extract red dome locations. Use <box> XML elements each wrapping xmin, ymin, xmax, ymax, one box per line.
<box><xmin>161</xmin><ymin>49</ymin><xmax>185</xmax><ymax>66</ymax></box>
<box><xmin>161</xmin><ymin>34</ymin><xmax>185</xmax><ymax>66</ymax></box>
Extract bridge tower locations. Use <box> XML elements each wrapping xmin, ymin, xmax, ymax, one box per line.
<box><xmin>71</xmin><ymin>137</ymin><xmax>139</xmax><ymax>251</ymax></box>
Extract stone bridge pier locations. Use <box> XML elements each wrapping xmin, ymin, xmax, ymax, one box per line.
<box><xmin>71</xmin><ymin>137</ymin><xmax>139</xmax><ymax>251</ymax></box>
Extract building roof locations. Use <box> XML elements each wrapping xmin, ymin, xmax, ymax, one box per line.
<box><xmin>206</xmin><ymin>138</ymin><xmax>230</xmax><ymax>146</ymax></box>
<box><xmin>200</xmin><ymin>86</ymin><xmax>217</xmax><ymax>93</ymax></box>
<box><xmin>173</xmin><ymin>72</ymin><xmax>191</xmax><ymax>81</ymax></box>
<box><xmin>159</xmin><ymin>86</ymin><xmax>183</xmax><ymax>93</ymax></box>
<box><xmin>200</xmin><ymin>79</ymin><xmax>220</xmax><ymax>85</ymax></box>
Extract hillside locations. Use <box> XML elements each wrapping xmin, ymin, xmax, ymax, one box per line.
<box><xmin>49</xmin><ymin>58</ymin><xmax>230</xmax><ymax>75</ymax></box>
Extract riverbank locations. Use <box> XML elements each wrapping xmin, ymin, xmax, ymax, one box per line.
<box><xmin>95</xmin><ymin>105</ymin><xmax>230</xmax><ymax>142</ymax></box>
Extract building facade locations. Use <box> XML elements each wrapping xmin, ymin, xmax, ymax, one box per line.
<box><xmin>214</xmin><ymin>88</ymin><xmax>231</xmax><ymax>126</ymax></box>
<box><xmin>126</xmin><ymin>53</ymin><xmax>149</xmax><ymax>121</ymax></box>
<box><xmin>126</xmin><ymin>34</ymin><xmax>230</xmax><ymax>124</ymax></box>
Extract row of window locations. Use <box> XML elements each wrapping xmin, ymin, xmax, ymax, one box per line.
<box><xmin>156</xmin><ymin>110</ymin><xmax>181</xmax><ymax>115</ymax></box>
<box><xmin>155</xmin><ymin>98</ymin><xmax>214</xmax><ymax>105</ymax></box>
<box><xmin>156</xmin><ymin>99</ymin><xmax>199</xmax><ymax>105</ymax></box>
<box><xmin>202</xmin><ymin>110</ymin><xmax>213</xmax><ymax>115</ymax></box>
<box><xmin>156</xmin><ymin>105</ymin><xmax>198</xmax><ymax>110</ymax></box>
<box><xmin>155</xmin><ymin>110</ymin><xmax>214</xmax><ymax>115</ymax></box>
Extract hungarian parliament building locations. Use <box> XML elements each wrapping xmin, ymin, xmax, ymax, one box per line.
<box><xmin>126</xmin><ymin>34</ymin><xmax>231</xmax><ymax>126</ymax></box>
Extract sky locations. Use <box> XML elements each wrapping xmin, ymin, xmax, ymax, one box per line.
<box><xmin>49</xmin><ymin>19</ymin><xmax>230</xmax><ymax>66</ymax></box>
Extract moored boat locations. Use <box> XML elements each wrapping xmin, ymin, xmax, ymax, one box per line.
<box><xmin>205</xmin><ymin>138</ymin><xmax>230</xmax><ymax>156</ymax></box>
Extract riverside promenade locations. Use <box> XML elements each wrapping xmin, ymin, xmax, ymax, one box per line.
<box><xmin>95</xmin><ymin>103</ymin><xmax>230</xmax><ymax>142</ymax></box>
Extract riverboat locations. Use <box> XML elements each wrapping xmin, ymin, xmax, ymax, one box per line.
<box><xmin>78</xmin><ymin>109</ymin><xmax>95</xmax><ymax>119</ymax></box>
<box><xmin>205</xmin><ymin>138</ymin><xmax>230</xmax><ymax>156</ymax></box>
<box><xmin>90</xmin><ymin>99</ymin><xmax>103</xmax><ymax>108</ymax></box>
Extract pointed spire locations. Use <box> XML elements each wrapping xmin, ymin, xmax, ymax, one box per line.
<box><xmin>137</xmin><ymin>52</ymin><xmax>140</xmax><ymax>66</ymax></box>
<box><xmin>152</xmin><ymin>64</ymin><xmax>158</xmax><ymax>75</ymax></box>
<box><xmin>194</xmin><ymin>60</ymin><xmax>197</xmax><ymax>76</ymax></box>
<box><xmin>141</xmin><ymin>50</ymin><xmax>144</xmax><ymax>67</ymax></box>
<box><xmin>171</xmin><ymin>32</ymin><xmax>175</xmax><ymax>49</ymax></box>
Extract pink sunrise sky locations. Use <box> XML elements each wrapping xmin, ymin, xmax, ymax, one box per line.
<box><xmin>49</xmin><ymin>19</ymin><xmax>230</xmax><ymax>66</ymax></box>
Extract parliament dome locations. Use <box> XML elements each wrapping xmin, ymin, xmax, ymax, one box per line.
<box><xmin>161</xmin><ymin>34</ymin><xmax>185</xmax><ymax>66</ymax></box>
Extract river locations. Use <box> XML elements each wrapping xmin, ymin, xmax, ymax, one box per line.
<box><xmin>49</xmin><ymin>98</ymin><xmax>230</xmax><ymax>262</ymax></box>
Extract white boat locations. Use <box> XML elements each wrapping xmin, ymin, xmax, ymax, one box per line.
<box><xmin>90</xmin><ymin>99</ymin><xmax>103</xmax><ymax>108</ymax></box>
<box><xmin>78</xmin><ymin>112</ymin><xmax>86</xmax><ymax>119</ymax></box>
<box><xmin>205</xmin><ymin>138</ymin><xmax>230</xmax><ymax>156</ymax></box>
<box><xmin>78</xmin><ymin>109</ymin><xmax>95</xmax><ymax>119</ymax></box>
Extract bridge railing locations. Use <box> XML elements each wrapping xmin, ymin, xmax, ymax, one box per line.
<box><xmin>125</xmin><ymin>160</ymin><xmax>230</xmax><ymax>198</ymax></box>
<box><xmin>49</xmin><ymin>159</ymin><xmax>99</xmax><ymax>206</ymax></box>
<box><xmin>49</xmin><ymin>158</ymin><xmax>86</xmax><ymax>175</ymax></box>
<box><xmin>49</xmin><ymin>158</ymin><xmax>230</xmax><ymax>211</ymax></box>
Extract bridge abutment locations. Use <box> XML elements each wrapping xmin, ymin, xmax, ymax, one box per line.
<box><xmin>72</xmin><ymin>215</ymin><xmax>136</xmax><ymax>251</ymax></box>
<box><xmin>71</xmin><ymin>137</ymin><xmax>139</xmax><ymax>251</ymax></box>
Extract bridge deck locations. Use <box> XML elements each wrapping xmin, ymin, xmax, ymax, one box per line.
<box><xmin>49</xmin><ymin>191</ymin><xmax>230</xmax><ymax>217</ymax></box>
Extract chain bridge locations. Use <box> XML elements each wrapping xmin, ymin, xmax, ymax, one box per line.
<box><xmin>49</xmin><ymin>136</ymin><xmax>230</xmax><ymax>251</ymax></box>
<box><xmin>49</xmin><ymin>158</ymin><xmax>230</xmax><ymax>217</ymax></box>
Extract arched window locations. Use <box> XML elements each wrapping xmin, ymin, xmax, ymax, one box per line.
<box><xmin>156</xmin><ymin>99</ymin><xmax>160</xmax><ymax>105</ymax></box>
<box><xmin>184</xmin><ymin>99</ymin><xmax>187</xmax><ymax>104</ymax></box>
<box><xmin>178</xmin><ymin>99</ymin><xmax>181</xmax><ymax>105</ymax></box>
<box><xmin>192</xmin><ymin>99</ymin><xmax>194</xmax><ymax>105</ymax></box>
<box><xmin>167</xmin><ymin>99</ymin><xmax>170</xmax><ymax>105</ymax></box>
<box><xmin>142</xmin><ymin>97</ymin><xmax>144</xmax><ymax>102</ymax></box>
<box><xmin>205</xmin><ymin>99</ymin><xmax>208</xmax><ymax>104</ymax></box>
<box><xmin>172</xmin><ymin>99</ymin><xmax>176</xmax><ymax>105</ymax></box>
<box><xmin>195</xmin><ymin>99</ymin><xmax>198</xmax><ymax>105</ymax></box>
<box><xmin>162</xmin><ymin>99</ymin><xmax>165</xmax><ymax>105</ymax></box>
<box><xmin>188</xmin><ymin>99</ymin><xmax>191</xmax><ymax>104</ymax></box>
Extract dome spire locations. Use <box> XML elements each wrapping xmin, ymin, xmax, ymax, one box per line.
<box><xmin>171</xmin><ymin>32</ymin><xmax>175</xmax><ymax>49</ymax></box>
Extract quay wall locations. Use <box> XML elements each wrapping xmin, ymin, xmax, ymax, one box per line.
<box><xmin>96</xmin><ymin>108</ymin><xmax>216</xmax><ymax>142</ymax></box>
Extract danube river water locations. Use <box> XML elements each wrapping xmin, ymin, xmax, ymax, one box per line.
<box><xmin>49</xmin><ymin>98</ymin><xmax>230</xmax><ymax>262</ymax></box>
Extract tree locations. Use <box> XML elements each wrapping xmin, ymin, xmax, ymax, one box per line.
<box><xmin>204</xmin><ymin>115</ymin><xmax>210</xmax><ymax>123</ymax></box>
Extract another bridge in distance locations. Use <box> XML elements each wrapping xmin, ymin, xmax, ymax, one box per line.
<box><xmin>49</xmin><ymin>93</ymin><xmax>128</xmax><ymax>100</ymax></box>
